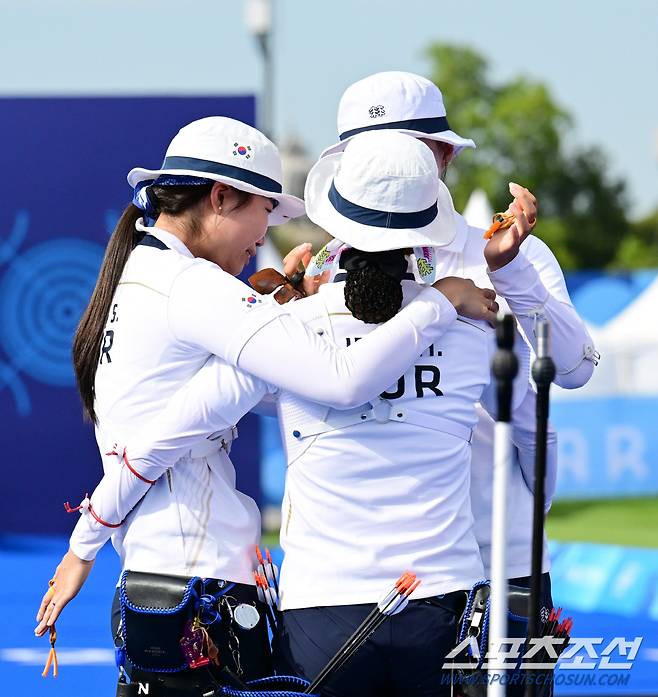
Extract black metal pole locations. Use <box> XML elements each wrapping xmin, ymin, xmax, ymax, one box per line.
<box><xmin>526</xmin><ymin>320</ymin><xmax>555</xmax><ymax>697</ymax></box>
<box><xmin>493</xmin><ymin>314</ymin><xmax>518</xmax><ymax>423</ymax></box>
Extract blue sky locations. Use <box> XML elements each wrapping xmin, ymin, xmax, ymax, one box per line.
<box><xmin>1</xmin><ymin>0</ymin><xmax>656</xmax><ymax>217</ymax></box>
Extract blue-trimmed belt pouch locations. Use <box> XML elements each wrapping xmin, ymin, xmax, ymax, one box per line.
<box><xmin>452</xmin><ymin>581</ymin><xmax>531</xmax><ymax>696</ymax></box>
<box><xmin>220</xmin><ymin>675</ymin><xmax>317</xmax><ymax>696</ymax></box>
<box><xmin>119</xmin><ymin>570</ymin><xmax>203</xmax><ymax>673</ymax></box>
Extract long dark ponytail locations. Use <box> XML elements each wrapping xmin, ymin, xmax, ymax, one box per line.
<box><xmin>73</xmin><ymin>182</ymin><xmax>220</xmax><ymax>423</ymax></box>
<box><xmin>73</xmin><ymin>203</ymin><xmax>142</xmax><ymax>423</ymax></box>
<box><xmin>342</xmin><ymin>248</ymin><xmax>408</xmax><ymax>324</ymax></box>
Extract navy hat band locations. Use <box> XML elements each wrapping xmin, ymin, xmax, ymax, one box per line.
<box><xmin>161</xmin><ymin>156</ymin><xmax>283</xmax><ymax>194</ymax></box>
<box><xmin>339</xmin><ymin>116</ymin><xmax>450</xmax><ymax>142</ymax></box>
<box><xmin>328</xmin><ymin>181</ymin><xmax>437</xmax><ymax>229</ymax></box>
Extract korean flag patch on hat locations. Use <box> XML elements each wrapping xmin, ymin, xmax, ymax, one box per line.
<box><xmin>128</xmin><ymin>116</ymin><xmax>305</xmax><ymax>225</ymax></box>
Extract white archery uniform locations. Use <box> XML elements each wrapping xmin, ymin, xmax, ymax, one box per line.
<box><xmin>274</xmin><ymin>277</ymin><xmax>547</xmax><ymax>609</ymax></box>
<box><xmin>79</xmin><ymin>225</ymin><xmax>273</xmax><ymax>584</ymax></box>
<box><xmin>431</xmin><ymin>213</ymin><xmax>592</xmax><ymax>577</ymax></box>
<box><xmin>68</xmin><ymin>225</ymin><xmax>457</xmax><ymax>583</ymax></box>
<box><xmin>321</xmin><ymin>71</ymin><xmax>597</xmax><ymax>579</ymax></box>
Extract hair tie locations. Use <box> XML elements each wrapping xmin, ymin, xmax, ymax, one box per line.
<box><xmin>132</xmin><ymin>180</ymin><xmax>158</xmax><ymax>226</ymax></box>
<box><xmin>153</xmin><ymin>174</ymin><xmax>213</xmax><ymax>187</ymax></box>
<box><xmin>341</xmin><ymin>248</ymin><xmax>408</xmax><ymax>282</ymax></box>
<box><xmin>132</xmin><ymin>175</ymin><xmax>214</xmax><ymax>227</ymax></box>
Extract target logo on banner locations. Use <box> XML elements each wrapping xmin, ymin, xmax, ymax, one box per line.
<box><xmin>0</xmin><ymin>235</ymin><xmax>104</xmax><ymax>395</ymax></box>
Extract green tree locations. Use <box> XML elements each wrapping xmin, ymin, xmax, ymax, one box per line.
<box><xmin>612</xmin><ymin>207</ymin><xmax>658</xmax><ymax>268</ymax></box>
<box><xmin>425</xmin><ymin>43</ymin><xmax>629</xmax><ymax>270</ymax></box>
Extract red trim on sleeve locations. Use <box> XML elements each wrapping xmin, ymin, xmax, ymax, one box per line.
<box><xmin>122</xmin><ymin>452</ymin><xmax>156</xmax><ymax>485</ymax></box>
<box><xmin>87</xmin><ymin>503</ymin><xmax>123</xmax><ymax>529</ymax></box>
<box><xmin>64</xmin><ymin>495</ymin><xmax>123</xmax><ymax>528</ymax></box>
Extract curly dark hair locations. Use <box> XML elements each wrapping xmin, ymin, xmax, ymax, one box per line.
<box><xmin>342</xmin><ymin>248</ymin><xmax>407</xmax><ymax>324</ymax></box>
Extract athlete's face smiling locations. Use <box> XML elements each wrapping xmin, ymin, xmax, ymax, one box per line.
<box><xmin>194</xmin><ymin>184</ymin><xmax>273</xmax><ymax>275</ymax></box>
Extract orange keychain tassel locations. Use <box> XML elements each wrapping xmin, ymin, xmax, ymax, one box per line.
<box><xmin>41</xmin><ymin>580</ymin><xmax>59</xmax><ymax>678</ymax></box>
<box><xmin>483</xmin><ymin>211</ymin><xmax>516</xmax><ymax>240</ymax></box>
<box><xmin>42</xmin><ymin>626</ymin><xmax>58</xmax><ymax>678</ymax></box>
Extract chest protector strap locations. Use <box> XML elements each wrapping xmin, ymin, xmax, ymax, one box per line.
<box><xmin>289</xmin><ymin>398</ymin><xmax>473</xmax><ymax>443</ymax></box>
<box><xmin>188</xmin><ymin>426</ymin><xmax>238</xmax><ymax>458</ymax></box>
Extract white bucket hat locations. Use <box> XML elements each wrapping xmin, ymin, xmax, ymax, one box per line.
<box><xmin>305</xmin><ymin>130</ymin><xmax>457</xmax><ymax>253</ymax></box>
<box><xmin>320</xmin><ymin>71</ymin><xmax>476</xmax><ymax>159</ymax></box>
<box><xmin>127</xmin><ymin>116</ymin><xmax>305</xmax><ymax>225</ymax></box>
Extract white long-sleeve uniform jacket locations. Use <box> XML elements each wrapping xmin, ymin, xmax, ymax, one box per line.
<box><xmin>70</xmin><ymin>217</ymin><xmax>594</xmax><ymax>586</ymax></box>
<box><xmin>69</xmin><ymin>223</ymin><xmax>457</xmax><ymax>582</ymax></box>
<box><xmin>440</xmin><ymin>214</ymin><xmax>596</xmax><ymax>578</ymax></box>
<box><xmin>275</xmin><ymin>279</ymin><xmax>546</xmax><ymax>609</ymax></box>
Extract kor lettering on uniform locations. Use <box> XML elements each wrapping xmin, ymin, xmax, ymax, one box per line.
<box><xmin>346</xmin><ymin>338</ymin><xmax>444</xmax><ymax>399</ymax></box>
<box><xmin>100</xmin><ymin>303</ymin><xmax>119</xmax><ymax>364</ymax></box>
<box><xmin>100</xmin><ymin>330</ymin><xmax>114</xmax><ymax>364</ymax></box>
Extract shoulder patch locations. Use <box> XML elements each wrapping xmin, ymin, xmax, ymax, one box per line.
<box><xmin>242</xmin><ymin>294</ymin><xmax>262</xmax><ymax>307</ymax></box>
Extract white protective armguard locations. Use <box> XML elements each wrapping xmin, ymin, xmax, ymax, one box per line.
<box><xmin>488</xmin><ymin>239</ymin><xmax>598</xmax><ymax>389</ymax></box>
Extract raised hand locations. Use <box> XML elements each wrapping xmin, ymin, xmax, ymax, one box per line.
<box><xmin>484</xmin><ymin>182</ymin><xmax>537</xmax><ymax>272</ymax></box>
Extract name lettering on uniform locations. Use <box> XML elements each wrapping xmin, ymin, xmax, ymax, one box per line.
<box><xmin>380</xmin><ymin>376</ymin><xmax>405</xmax><ymax>400</ymax></box>
<box><xmin>99</xmin><ymin>304</ymin><xmax>119</xmax><ymax>364</ymax></box>
<box><xmin>100</xmin><ymin>330</ymin><xmax>114</xmax><ymax>364</ymax></box>
<box><xmin>346</xmin><ymin>336</ymin><xmax>447</xmax><ymax>400</ymax></box>
<box><xmin>347</xmin><ymin>337</ymin><xmax>442</xmax><ymax>359</ymax></box>
<box><xmin>415</xmin><ymin>365</ymin><xmax>443</xmax><ymax>397</ymax></box>
<box><xmin>380</xmin><ymin>366</ymin><xmax>444</xmax><ymax>399</ymax></box>
<box><xmin>378</xmin><ymin>341</ymin><xmax>445</xmax><ymax>399</ymax></box>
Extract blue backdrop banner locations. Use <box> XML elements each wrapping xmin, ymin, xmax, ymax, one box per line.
<box><xmin>553</xmin><ymin>397</ymin><xmax>658</xmax><ymax>498</ymax></box>
<box><xmin>0</xmin><ymin>96</ymin><xmax>260</xmax><ymax>533</ymax></box>
<box><xmin>554</xmin><ymin>270</ymin><xmax>658</xmax><ymax>498</ymax></box>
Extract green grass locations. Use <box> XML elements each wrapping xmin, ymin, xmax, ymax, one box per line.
<box><xmin>260</xmin><ymin>531</ymin><xmax>280</xmax><ymax>549</ymax></box>
<box><xmin>546</xmin><ymin>496</ymin><xmax>658</xmax><ymax>549</ymax></box>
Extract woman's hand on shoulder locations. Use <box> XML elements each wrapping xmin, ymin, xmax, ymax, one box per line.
<box><xmin>433</xmin><ymin>277</ymin><xmax>499</xmax><ymax>326</ymax></box>
<box><xmin>35</xmin><ymin>549</ymin><xmax>94</xmax><ymax>636</ymax></box>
